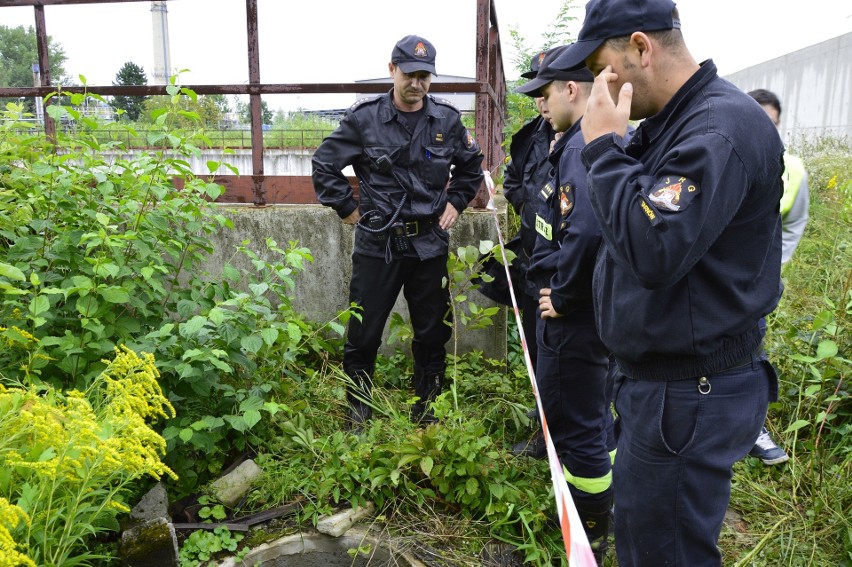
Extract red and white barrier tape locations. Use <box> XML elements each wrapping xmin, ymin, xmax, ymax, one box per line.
<box><xmin>483</xmin><ymin>170</ymin><xmax>597</xmax><ymax>567</ymax></box>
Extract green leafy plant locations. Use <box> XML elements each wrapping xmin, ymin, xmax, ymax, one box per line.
<box><xmin>0</xmin><ymin>87</ymin><xmax>350</xmax><ymax>495</ymax></box>
<box><xmin>387</xmin><ymin>240</ymin><xmax>508</xmax><ymax>375</ymax></box>
<box><xmin>197</xmin><ymin>495</ymin><xmax>228</xmax><ymax>522</ymax></box>
<box><xmin>179</xmin><ymin>526</ymin><xmax>247</xmax><ymax>566</ymax></box>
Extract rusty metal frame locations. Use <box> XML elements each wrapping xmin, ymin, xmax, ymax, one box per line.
<box><xmin>0</xmin><ymin>0</ymin><xmax>507</xmax><ymax>207</ymax></box>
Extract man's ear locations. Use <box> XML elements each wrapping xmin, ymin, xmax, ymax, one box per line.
<box><xmin>388</xmin><ymin>62</ymin><xmax>395</xmax><ymax>77</ymax></box>
<box><xmin>630</xmin><ymin>32</ymin><xmax>653</xmax><ymax>68</ymax></box>
<box><xmin>566</xmin><ymin>81</ymin><xmax>579</xmax><ymax>102</ymax></box>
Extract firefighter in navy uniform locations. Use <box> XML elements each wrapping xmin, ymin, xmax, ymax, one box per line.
<box><xmin>311</xmin><ymin>35</ymin><xmax>484</xmax><ymax>429</ymax></box>
<box><xmin>517</xmin><ymin>45</ymin><xmax>616</xmax><ymax>561</ymax></box>
<box><xmin>550</xmin><ymin>0</ymin><xmax>784</xmax><ymax>564</ymax></box>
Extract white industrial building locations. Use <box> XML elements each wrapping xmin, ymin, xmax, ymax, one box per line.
<box><xmin>724</xmin><ymin>31</ymin><xmax>852</xmax><ymax>144</ymax></box>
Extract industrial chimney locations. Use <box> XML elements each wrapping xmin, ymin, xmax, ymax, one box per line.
<box><xmin>151</xmin><ymin>1</ymin><xmax>172</xmax><ymax>85</ymax></box>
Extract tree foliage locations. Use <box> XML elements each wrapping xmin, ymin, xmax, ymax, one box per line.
<box><xmin>235</xmin><ymin>97</ymin><xmax>273</xmax><ymax>125</ymax></box>
<box><xmin>142</xmin><ymin>94</ymin><xmax>224</xmax><ymax>128</ymax></box>
<box><xmin>110</xmin><ymin>61</ymin><xmax>148</xmax><ymax>121</ymax></box>
<box><xmin>0</xmin><ymin>24</ymin><xmax>67</xmax><ymax>114</ymax></box>
<box><xmin>0</xmin><ymin>24</ymin><xmax>67</xmax><ymax>88</ymax></box>
<box><xmin>504</xmin><ymin>0</ymin><xmax>581</xmax><ymax>146</ymax></box>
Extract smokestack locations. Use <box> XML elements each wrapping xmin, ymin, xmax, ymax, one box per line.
<box><xmin>151</xmin><ymin>1</ymin><xmax>172</xmax><ymax>85</ymax></box>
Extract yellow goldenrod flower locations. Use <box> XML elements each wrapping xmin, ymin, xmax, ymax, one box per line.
<box><xmin>0</xmin><ymin>498</ymin><xmax>36</xmax><ymax>567</ymax></box>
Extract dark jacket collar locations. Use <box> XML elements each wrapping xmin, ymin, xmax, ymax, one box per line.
<box><xmin>632</xmin><ymin>59</ymin><xmax>718</xmax><ymax>147</ymax></box>
<box><xmin>378</xmin><ymin>88</ymin><xmax>445</xmax><ymax>124</ymax></box>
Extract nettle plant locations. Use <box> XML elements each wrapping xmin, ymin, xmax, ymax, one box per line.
<box><xmin>0</xmin><ymin>83</ymin><xmax>343</xmax><ymax>492</ymax></box>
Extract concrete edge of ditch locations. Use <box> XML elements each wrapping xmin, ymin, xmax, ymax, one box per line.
<box><xmin>216</xmin><ymin>525</ymin><xmax>428</xmax><ymax>566</ymax></box>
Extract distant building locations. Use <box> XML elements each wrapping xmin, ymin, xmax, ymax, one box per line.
<box><xmin>724</xmin><ymin>32</ymin><xmax>852</xmax><ymax>143</ymax></box>
<box><xmin>292</xmin><ymin>75</ymin><xmax>476</xmax><ymax>123</ymax></box>
<box><xmin>356</xmin><ymin>74</ymin><xmax>476</xmax><ymax>113</ymax></box>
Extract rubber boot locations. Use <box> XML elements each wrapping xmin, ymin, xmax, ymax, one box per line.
<box><xmin>512</xmin><ymin>408</ymin><xmax>546</xmax><ymax>459</ymax></box>
<box><xmin>573</xmin><ymin>488</ymin><xmax>613</xmax><ymax>565</ymax></box>
<box><xmin>345</xmin><ymin>369</ymin><xmax>373</xmax><ymax>433</ymax></box>
<box><xmin>411</xmin><ymin>367</ymin><xmax>444</xmax><ymax>424</ymax></box>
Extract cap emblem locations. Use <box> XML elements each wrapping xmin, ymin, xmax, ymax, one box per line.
<box><xmin>414</xmin><ymin>42</ymin><xmax>429</xmax><ymax>58</ymax></box>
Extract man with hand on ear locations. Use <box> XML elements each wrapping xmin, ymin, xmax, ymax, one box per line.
<box><xmin>551</xmin><ymin>0</ymin><xmax>784</xmax><ymax>564</ymax></box>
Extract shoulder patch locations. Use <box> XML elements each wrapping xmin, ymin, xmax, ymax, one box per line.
<box><xmin>558</xmin><ymin>183</ymin><xmax>574</xmax><ymax>217</ymax></box>
<box><xmin>647</xmin><ymin>175</ymin><xmax>699</xmax><ymax>212</ymax></box>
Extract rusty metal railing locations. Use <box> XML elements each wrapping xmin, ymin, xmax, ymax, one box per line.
<box><xmin>0</xmin><ymin>0</ymin><xmax>507</xmax><ymax>207</ymax></box>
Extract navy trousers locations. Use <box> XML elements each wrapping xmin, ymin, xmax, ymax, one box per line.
<box><xmin>612</xmin><ymin>355</ymin><xmax>776</xmax><ymax>566</ymax></box>
<box><xmin>536</xmin><ymin>306</ymin><xmax>611</xmax><ymax>484</ymax></box>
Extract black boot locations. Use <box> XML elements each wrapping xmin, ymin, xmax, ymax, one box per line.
<box><xmin>511</xmin><ymin>429</ymin><xmax>546</xmax><ymax>458</ymax></box>
<box><xmin>512</xmin><ymin>408</ymin><xmax>546</xmax><ymax>458</ymax></box>
<box><xmin>573</xmin><ymin>488</ymin><xmax>613</xmax><ymax>565</ymax></box>
<box><xmin>411</xmin><ymin>368</ymin><xmax>444</xmax><ymax>424</ymax></box>
<box><xmin>345</xmin><ymin>369</ymin><xmax>373</xmax><ymax>433</ymax></box>
<box><xmin>345</xmin><ymin>400</ymin><xmax>372</xmax><ymax>434</ymax></box>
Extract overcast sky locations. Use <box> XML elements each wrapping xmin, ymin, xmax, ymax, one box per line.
<box><xmin>3</xmin><ymin>0</ymin><xmax>851</xmax><ymax>112</ymax></box>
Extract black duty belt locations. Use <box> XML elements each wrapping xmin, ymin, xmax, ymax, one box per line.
<box><xmin>403</xmin><ymin>218</ymin><xmax>436</xmax><ymax>236</ymax></box>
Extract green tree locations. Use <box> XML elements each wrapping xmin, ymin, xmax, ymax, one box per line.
<box><xmin>142</xmin><ymin>94</ymin><xmax>224</xmax><ymax>128</ymax></box>
<box><xmin>0</xmin><ymin>24</ymin><xmax>67</xmax><ymax>113</ymax></box>
<box><xmin>235</xmin><ymin>97</ymin><xmax>273</xmax><ymax>125</ymax></box>
<box><xmin>503</xmin><ymin>0</ymin><xmax>580</xmax><ymax>149</ymax></box>
<box><xmin>110</xmin><ymin>61</ymin><xmax>148</xmax><ymax>121</ymax></box>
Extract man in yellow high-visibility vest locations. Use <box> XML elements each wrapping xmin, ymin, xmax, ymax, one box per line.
<box><xmin>747</xmin><ymin>88</ymin><xmax>810</xmax><ymax>465</ymax></box>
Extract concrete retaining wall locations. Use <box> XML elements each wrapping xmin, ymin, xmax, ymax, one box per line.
<box><xmin>206</xmin><ymin>201</ymin><xmax>510</xmax><ymax>361</ymax></box>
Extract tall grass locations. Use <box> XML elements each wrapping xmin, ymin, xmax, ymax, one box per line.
<box><xmin>720</xmin><ymin>135</ymin><xmax>852</xmax><ymax>566</ymax></box>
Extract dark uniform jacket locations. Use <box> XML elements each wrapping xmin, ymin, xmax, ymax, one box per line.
<box><xmin>312</xmin><ymin>90</ymin><xmax>484</xmax><ymax>260</ymax></box>
<box><xmin>502</xmin><ymin>115</ymin><xmax>556</xmax><ymax>298</ymax></box>
<box><xmin>581</xmin><ymin>60</ymin><xmax>784</xmax><ymax>381</ymax></box>
<box><xmin>527</xmin><ymin>118</ymin><xmax>606</xmax><ymax>317</ymax></box>
<box><xmin>503</xmin><ymin>115</ymin><xmax>556</xmax><ymax>257</ymax></box>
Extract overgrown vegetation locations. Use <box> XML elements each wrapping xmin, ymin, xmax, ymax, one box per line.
<box><xmin>718</xmin><ymin>135</ymin><xmax>852</xmax><ymax>567</ymax></box>
<box><xmin>0</xmin><ymin>53</ymin><xmax>849</xmax><ymax>567</ymax></box>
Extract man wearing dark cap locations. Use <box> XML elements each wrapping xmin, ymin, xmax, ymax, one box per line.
<box><xmin>312</xmin><ymin>35</ymin><xmax>484</xmax><ymax>431</ymax></box>
<box><xmin>550</xmin><ymin>0</ymin><xmax>784</xmax><ymax>565</ymax></box>
<box><xmin>517</xmin><ymin>45</ymin><xmax>616</xmax><ymax>562</ymax></box>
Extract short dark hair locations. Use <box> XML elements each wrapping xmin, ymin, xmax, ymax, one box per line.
<box><xmin>748</xmin><ymin>89</ymin><xmax>781</xmax><ymax>116</ymax></box>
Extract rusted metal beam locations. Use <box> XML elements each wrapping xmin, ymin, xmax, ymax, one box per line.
<box><xmin>0</xmin><ymin>0</ymin><xmax>150</xmax><ymax>5</ymax></box>
<box><xmin>1</xmin><ymin>0</ymin><xmax>508</xmax><ymax>209</ymax></box>
<box><xmin>0</xmin><ymin>82</ymin><xmax>493</xmax><ymax>98</ymax></box>
<box><xmin>32</xmin><ymin>4</ymin><xmax>57</xmax><ymax>140</ymax></box>
<box><xmin>245</xmin><ymin>0</ymin><xmax>265</xmax><ymax>205</ymax></box>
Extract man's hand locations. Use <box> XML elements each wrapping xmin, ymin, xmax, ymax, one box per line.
<box><xmin>538</xmin><ymin>288</ymin><xmax>563</xmax><ymax>319</ymax></box>
<box><xmin>439</xmin><ymin>203</ymin><xmax>460</xmax><ymax>230</ymax></box>
<box><xmin>343</xmin><ymin>209</ymin><xmax>361</xmax><ymax>225</ymax></box>
<box><xmin>582</xmin><ymin>65</ymin><xmax>632</xmax><ymax>144</ymax></box>
<box><xmin>550</xmin><ymin>131</ymin><xmax>564</xmax><ymax>154</ymax></box>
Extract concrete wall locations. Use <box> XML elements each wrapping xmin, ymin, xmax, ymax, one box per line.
<box><xmin>103</xmin><ymin>149</ymin><xmax>341</xmax><ymax>178</ymax></box>
<box><xmin>205</xmin><ymin>201</ymin><xmax>510</xmax><ymax>361</ymax></box>
<box><xmin>724</xmin><ymin>32</ymin><xmax>852</xmax><ymax>143</ymax></box>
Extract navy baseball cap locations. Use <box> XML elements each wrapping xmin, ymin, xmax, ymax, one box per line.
<box><xmin>551</xmin><ymin>0</ymin><xmax>681</xmax><ymax>71</ymax></box>
<box><xmin>521</xmin><ymin>51</ymin><xmax>547</xmax><ymax>79</ymax></box>
<box><xmin>516</xmin><ymin>45</ymin><xmax>595</xmax><ymax>98</ymax></box>
<box><xmin>391</xmin><ymin>35</ymin><xmax>437</xmax><ymax>75</ymax></box>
